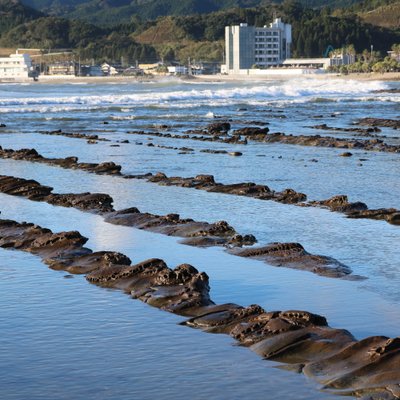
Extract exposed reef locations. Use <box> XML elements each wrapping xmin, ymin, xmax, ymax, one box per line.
<box><xmin>229</xmin><ymin>242</ymin><xmax>359</xmax><ymax>279</ymax></box>
<box><xmin>0</xmin><ymin>146</ymin><xmax>398</xmax><ymax>226</ymax></box>
<box><xmin>146</xmin><ymin>172</ymin><xmax>307</xmax><ymax>204</ymax></box>
<box><xmin>0</xmin><ymin>174</ymin><xmax>355</xmax><ymax>278</ymax></box>
<box><xmin>38</xmin><ymin>117</ymin><xmax>400</xmax><ymax>153</ymax></box>
<box><xmin>0</xmin><ymin>147</ymin><xmax>122</xmax><ymax>175</ymax></box>
<box><xmin>39</xmin><ymin>129</ymin><xmax>111</xmax><ymax>141</ymax></box>
<box><xmin>306</xmin><ymin>195</ymin><xmax>400</xmax><ymax>226</ymax></box>
<box><xmin>356</xmin><ymin>118</ymin><xmax>400</xmax><ymax>130</ymax></box>
<box><xmin>0</xmin><ymin>175</ymin><xmax>255</xmax><ymax>249</ymax></box>
<box><xmin>126</xmin><ymin>126</ymin><xmax>400</xmax><ymax>153</ymax></box>
<box><xmin>0</xmin><ymin>217</ymin><xmax>398</xmax><ymax>399</ymax></box>
<box><xmin>0</xmin><ymin>175</ymin><xmax>114</xmax><ymax>213</ymax></box>
<box><xmin>309</xmin><ymin>124</ymin><xmax>382</xmax><ymax>137</ymax></box>
<box><xmin>105</xmin><ymin>208</ymin><xmax>256</xmax><ymax>247</ymax></box>
<box><xmin>260</xmin><ymin>132</ymin><xmax>400</xmax><ymax>153</ymax></box>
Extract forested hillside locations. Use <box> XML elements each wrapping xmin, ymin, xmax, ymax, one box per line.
<box><xmin>1</xmin><ymin>0</ymin><xmax>399</xmax><ymax>64</ymax></box>
<box><xmin>0</xmin><ymin>0</ymin><xmax>43</xmax><ymax>35</ymax></box>
<box><xmin>19</xmin><ymin>0</ymin><xmax>369</xmax><ymax>24</ymax></box>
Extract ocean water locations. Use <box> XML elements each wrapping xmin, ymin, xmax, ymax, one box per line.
<box><xmin>0</xmin><ymin>76</ymin><xmax>399</xmax><ymax>399</ymax></box>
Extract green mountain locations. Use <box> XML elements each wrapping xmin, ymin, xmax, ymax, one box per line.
<box><xmin>0</xmin><ymin>0</ymin><xmax>43</xmax><ymax>35</ymax></box>
<box><xmin>19</xmin><ymin>0</ymin><xmax>369</xmax><ymax>25</ymax></box>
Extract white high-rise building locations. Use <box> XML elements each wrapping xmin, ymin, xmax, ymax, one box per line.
<box><xmin>225</xmin><ymin>18</ymin><xmax>292</xmax><ymax>74</ymax></box>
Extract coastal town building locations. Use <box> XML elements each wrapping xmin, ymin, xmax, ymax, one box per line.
<box><xmin>0</xmin><ymin>53</ymin><xmax>36</xmax><ymax>80</ymax></box>
<box><xmin>225</xmin><ymin>18</ymin><xmax>292</xmax><ymax>73</ymax></box>
<box><xmin>167</xmin><ymin>65</ymin><xmax>188</xmax><ymax>75</ymax></box>
<box><xmin>47</xmin><ymin>61</ymin><xmax>75</xmax><ymax>75</ymax></box>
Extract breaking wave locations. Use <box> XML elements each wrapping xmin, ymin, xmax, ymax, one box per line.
<box><xmin>0</xmin><ymin>78</ymin><xmax>390</xmax><ymax>113</ymax></box>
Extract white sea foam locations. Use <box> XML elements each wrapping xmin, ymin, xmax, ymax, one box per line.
<box><xmin>0</xmin><ymin>78</ymin><xmax>390</xmax><ymax>113</ymax></box>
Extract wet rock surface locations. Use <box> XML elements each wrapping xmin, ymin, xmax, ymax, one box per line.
<box><xmin>261</xmin><ymin>132</ymin><xmax>400</xmax><ymax>153</ymax></box>
<box><xmin>128</xmin><ymin>129</ymin><xmax>248</xmax><ymax>145</ymax></box>
<box><xmin>0</xmin><ymin>175</ymin><xmax>255</xmax><ymax>249</ymax></box>
<box><xmin>0</xmin><ymin>174</ymin><xmax>356</xmax><ymax>277</ymax></box>
<box><xmin>308</xmin><ymin>195</ymin><xmax>368</xmax><ymax>213</ymax></box>
<box><xmin>0</xmin><ymin>217</ymin><xmax>398</xmax><ymax>399</ymax></box>
<box><xmin>356</xmin><ymin>118</ymin><xmax>400</xmax><ymax>130</ymax></box>
<box><xmin>126</xmin><ymin>125</ymin><xmax>400</xmax><ymax>153</ymax></box>
<box><xmin>310</xmin><ymin>124</ymin><xmax>382</xmax><ymax>137</ymax></box>
<box><xmin>1</xmin><ymin>146</ymin><xmax>398</xmax><ymax>226</ymax></box>
<box><xmin>307</xmin><ymin>195</ymin><xmax>400</xmax><ymax>226</ymax></box>
<box><xmin>147</xmin><ymin>173</ymin><xmax>307</xmax><ymax>204</ymax></box>
<box><xmin>0</xmin><ymin>147</ymin><xmax>122</xmax><ymax>175</ymax></box>
<box><xmin>0</xmin><ymin>175</ymin><xmax>114</xmax><ymax>213</ymax></box>
<box><xmin>229</xmin><ymin>242</ymin><xmax>358</xmax><ymax>279</ymax></box>
<box><xmin>39</xmin><ymin>129</ymin><xmax>111</xmax><ymax>141</ymax></box>
<box><xmin>347</xmin><ymin>209</ymin><xmax>400</xmax><ymax>225</ymax></box>
<box><xmin>105</xmin><ymin>208</ymin><xmax>256</xmax><ymax>248</ymax></box>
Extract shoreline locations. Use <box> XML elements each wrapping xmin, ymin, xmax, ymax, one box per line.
<box><xmin>192</xmin><ymin>71</ymin><xmax>400</xmax><ymax>82</ymax></box>
<box><xmin>1</xmin><ymin>71</ymin><xmax>399</xmax><ymax>85</ymax></box>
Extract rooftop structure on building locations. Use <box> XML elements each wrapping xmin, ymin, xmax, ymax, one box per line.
<box><xmin>225</xmin><ymin>18</ymin><xmax>292</xmax><ymax>74</ymax></box>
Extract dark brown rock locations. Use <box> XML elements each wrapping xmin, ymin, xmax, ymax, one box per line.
<box><xmin>230</xmin><ymin>242</ymin><xmax>356</xmax><ymax>278</ymax></box>
<box><xmin>0</xmin><ymin>217</ymin><xmax>399</xmax><ymax>398</ymax></box>
<box><xmin>357</xmin><ymin>118</ymin><xmax>400</xmax><ymax>130</ymax></box>
<box><xmin>46</xmin><ymin>192</ymin><xmax>114</xmax><ymax>213</ymax></box>
<box><xmin>310</xmin><ymin>195</ymin><xmax>368</xmax><ymax>213</ymax></box>
<box><xmin>206</xmin><ymin>121</ymin><xmax>231</xmax><ymax>135</ymax></box>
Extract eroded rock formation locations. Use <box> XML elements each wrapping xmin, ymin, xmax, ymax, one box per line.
<box><xmin>229</xmin><ymin>242</ymin><xmax>359</xmax><ymax>279</ymax></box>
<box><xmin>0</xmin><ymin>217</ymin><xmax>398</xmax><ymax>399</ymax></box>
<box><xmin>0</xmin><ymin>147</ymin><xmax>398</xmax><ymax>226</ymax></box>
<box><xmin>356</xmin><ymin>118</ymin><xmax>400</xmax><ymax>130</ymax></box>
<box><xmin>105</xmin><ymin>208</ymin><xmax>256</xmax><ymax>247</ymax></box>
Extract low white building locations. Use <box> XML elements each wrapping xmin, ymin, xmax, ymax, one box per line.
<box><xmin>167</xmin><ymin>66</ymin><xmax>188</xmax><ymax>75</ymax></box>
<box><xmin>0</xmin><ymin>53</ymin><xmax>36</xmax><ymax>80</ymax></box>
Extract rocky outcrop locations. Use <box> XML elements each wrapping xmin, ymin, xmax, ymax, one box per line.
<box><xmin>347</xmin><ymin>208</ymin><xmax>400</xmax><ymax>225</ymax></box>
<box><xmin>356</xmin><ymin>118</ymin><xmax>400</xmax><ymax>130</ymax></box>
<box><xmin>1</xmin><ymin>147</ymin><xmax>399</xmax><ymax>226</ymax></box>
<box><xmin>128</xmin><ymin>130</ymin><xmax>247</xmax><ymax>145</ymax></box>
<box><xmin>127</xmin><ymin>126</ymin><xmax>400</xmax><ymax>152</ymax></box>
<box><xmin>308</xmin><ymin>196</ymin><xmax>400</xmax><ymax>226</ymax></box>
<box><xmin>0</xmin><ymin>217</ymin><xmax>398</xmax><ymax>399</ymax></box>
<box><xmin>0</xmin><ymin>174</ymin><xmax>357</xmax><ymax>277</ymax></box>
<box><xmin>46</xmin><ymin>193</ymin><xmax>115</xmax><ymax>213</ymax></box>
<box><xmin>0</xmin><ymin>175</ymin><xmax>256</xmax><ymax>249</ymax></box>
<box><xmin>46</xmin><ymin>251</ymin><xmax>132</xmax><ymax>274</ymax></box>
<box><xmin>0</xmin><ymin>147</ymin><xmax>122</xmax><ymax>175</ymax></box>
<box><xmin>206</xmin><ymin>121</ymin><xmax>231</xmax><ymax>135</ymax></box>
<box><xmin>39</xmin><ymin>129</ymin><xmax>110</xmax><ymax>141</ymax></box>
<box><xmin>308</xmin><ymin>195</ymin><xmax>368</xmax><ymax>213</ymax></box>
<box><xmin>0</xmin><ymin>175</ymin><xmax>53</xmax><ymax>200</ymax></box>
<box><xmin>229</xmin><ymin>242</ymin><xmax>358</xmax><ymax>279</ymax></box>
<box><xmin>0</xmin><ymin>175</ymin><xmax>114</xmax><ymax>213</ymax></box>
<box><xmin>105</xmin><ymin>208</ymin><xmax>256</xmax><ymax>248</ymax></box>
<box><xmin>148</xmin><ymin>173</ymin><xmax>307</xmax><ymax>204</ymax></box>
<box><xmin>262</xmin><ymin>132</ymin><xmax>400</xmax><ymax>153</ymax></box>
<box><xmin>232</xmin><ymin>127</ymin><xmax>270</xmax><ymax>138</ymax></box>
<box><xmin>310</xmin><ymin>124</ymin><xmax>382</xmax><ymax>137</ymax></box>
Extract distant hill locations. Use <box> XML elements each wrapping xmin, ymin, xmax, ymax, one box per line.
<box><xmin>0</xmin><ymin>0</ymin><xmax>43</xmax><ymax>35</ymax></box>
<box><xmin>19</xmin><ymin>0</ymin><xmax>369</xmax><ymax>25</ymax></box>
<box><xmin>358</xmin><ymin>1</ymin><xmax>400</xmax><ymax>29</ymax></box>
